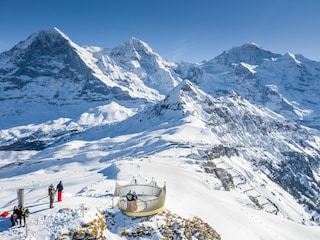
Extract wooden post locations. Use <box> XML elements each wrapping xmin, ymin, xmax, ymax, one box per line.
<box><xmin>81</xmin><ymin>203</ymin><xmax>84</xmax><ymax>218</ymax></box>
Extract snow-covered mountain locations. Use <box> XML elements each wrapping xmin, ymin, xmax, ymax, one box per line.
<box><xmin>1</xmin><ymin>28</ymin><xmax>320</xmax><ymax>130</ymax></box>
<box><xmin>98</xmin><ymin>80</ymin><xmax>320</xmax><ymax>220</ymax></box>
<box><xmin>1</xmin><ymin>28</ymin><xmax>320</xmax><ymax>239</ymax></box>
<box><xmin>176</xmin><ymin>43</ymin><xmax>320</xmax><ymax>130</ymax></box>
<box><xmin>0</xmin><ymin>28</ymin><xmax>180</xmax><ymax>129</ymax></box>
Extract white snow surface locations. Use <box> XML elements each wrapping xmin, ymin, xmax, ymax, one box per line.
<box><xmin>1</xmin><ymin>28</ymin><xmax>320</xmax><ymax>240</ymax></box>
<box><xmin>0</xmin><ymin>127</ymin><xmax>320</xmax><ymax>239</ymax></box>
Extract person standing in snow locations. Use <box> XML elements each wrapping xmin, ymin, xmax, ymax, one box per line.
<box><xmin>56</xmin><ymin>180</ymin><xmax>64</xmax><ymax>202</ymax></box>
<box><xmin>10</xmin><ymin>206</ymin><xmax>19</xmax><ymax>226</ymax></box>
<box><xmin>48</xmin><ymin>184</ymin><xmax>56</xmax><ymax>208</ymax></box>
<box><xmin>17</xmin><ymin>206</ymin><xmax>26</xmax><ymax>227</ymax></box>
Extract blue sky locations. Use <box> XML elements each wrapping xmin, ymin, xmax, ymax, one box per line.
<box><xmin>1</xmin><ymin>0</ymin><xmax>319</xmax><ymax>62</ymax></box>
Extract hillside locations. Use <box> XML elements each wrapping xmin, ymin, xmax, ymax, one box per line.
<box><xmin>0</xmin><ymin>28</ymin><xmax>320</xmax><ymax>239</ymax></box>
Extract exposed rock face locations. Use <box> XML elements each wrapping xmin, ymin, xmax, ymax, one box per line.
<box><xmin>106</xmin><ymin>209</ymin><xmax>221</xmax><ymax>240</ymax></box>
<box><xmin>59</xmin><ymin>210</ymin><xmax>107</xmax><ymax>240</ymax></box>
<box><xmin>206</xmin><ymin>145</ymin><xmax>239</xmax><ymax>159</ymax></box>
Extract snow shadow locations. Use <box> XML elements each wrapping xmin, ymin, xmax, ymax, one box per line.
<box><xmin>98</xmin><ymin>163</ymin><xmax>119</xmax><ymax>179</ymax></box>
<box><xmin>26</xmin><ymin>202</ymin><xmax>51</xmax><ymax>214</ymax></box>
<box><xmin>0</xmin><ymin>216</ymin><xmax>11</xmax><ymax>232</ymax></box>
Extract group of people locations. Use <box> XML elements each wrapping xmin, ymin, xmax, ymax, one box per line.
<box><xmin>8</xmin><ymin>181</ymin><xmax>64</xmax><ymax>228</ymax></box>
<box><xmin>126</xmin><ymin>190</ymin><xmax>138</xmax><ymax>211</ymax></box>
<box><xmin>48</xmin><ymin>180</ymin><xmax>64</xmax><ymax>208</ymax></box>
<box><xmin>10</xmin><ymin>205</ymin><xmax>30</xmax><ymax>227</ymax></box>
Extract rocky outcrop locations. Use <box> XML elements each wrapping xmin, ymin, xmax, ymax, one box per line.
<box><xmin>105</xmin><ymin>209</ymin><xmax>221</xmax><ymax>240</ymax></box>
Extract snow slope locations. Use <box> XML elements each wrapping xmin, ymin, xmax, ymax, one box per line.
<box><xmin>1</xmin><ymin>132</ymin><xmax>320</xmax><ymax>239</ymax></box>
<box><xmin>1</xmin><ymin>80</ymin><xmax>320</xmax><ymax>239</ymax></box>
<box><xmin>1</xmin><ymin>28</ymin><xmax>320</xmax><ymax>240</ymax></box>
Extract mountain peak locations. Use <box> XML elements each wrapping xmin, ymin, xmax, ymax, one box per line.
<box><xmin>127</xmin><ymin>37</ymin><xmax>153</xmax><ymax>52</ymax></box>
<box><xmin>127</xmin><ymin>37</ymin><xmax>148</xmax><ymax>47</ymax></box>
<box><xmin>159</xmin><ymin>80</ymin><xmax>211</xmax><ymax>117</ymax></box>
<box><xmin>214</xmin><ymin>43</ymin><xmax>281</xmax><ymax>65</ymax></box>
<box><xmin>14</xmin><ymin>27</ymin><xmax>71</xmax><ymax>51</ymax></box>
<box><xmin>37</xmin><ymin>27</ymin><xmax>66</xmax><ymax>37</ymax></box>
<box><xmin>109</xmin><ymin>37</ymin><xmax>156</xmax><ymax>61</ymax></box>
<box><xmin>281</xmin><ymin>52</ymin><xmax>302</xmax><ymax>66</ymax></box>
<box><xmin>38</xmin><ymin>27</ymin><xmax>71</xmax><ymax>41</ymax></box>
<box><xmin>165</xmin><ymin>80</ymin><xmax>199</xmax><ymax>102</ymax></box>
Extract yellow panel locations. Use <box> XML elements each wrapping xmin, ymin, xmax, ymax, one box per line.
<box><xmin>121</xmin><ymin>205</ymin><xmax>165</xmax><ymax>217</ymax></box>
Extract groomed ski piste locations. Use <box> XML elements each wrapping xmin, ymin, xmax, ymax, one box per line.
<box><xmin>1</xmin><ymin>134</ymin><xmax>320</xmax><ymax>240</ymax></box>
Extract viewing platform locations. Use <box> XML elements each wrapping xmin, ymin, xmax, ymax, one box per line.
<box><xmin>114</xmin><ymin>178</ymin><xmax>166</xmax><ymax>217</ymax></box>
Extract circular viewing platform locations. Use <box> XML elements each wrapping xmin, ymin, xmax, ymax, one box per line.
<box><xmin>114</xmin><ymin>178</ymin><xmax>166</xmax><ymax>217</ymax></box>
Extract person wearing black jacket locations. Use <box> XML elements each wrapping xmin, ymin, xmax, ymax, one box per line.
<box><xmin>56</xmin><ymin>180</ymin><xmax>64</xmax><ymax>202</ymax></box>
<box><xmin>10</xmin><ymin>206</ymin><xmax>19</xmax><ymax>226</ymax></box>
<box><xmin>17</xmin><ymin>206</ymin><xmax>26</xmax><ymax>227</ymax></box>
